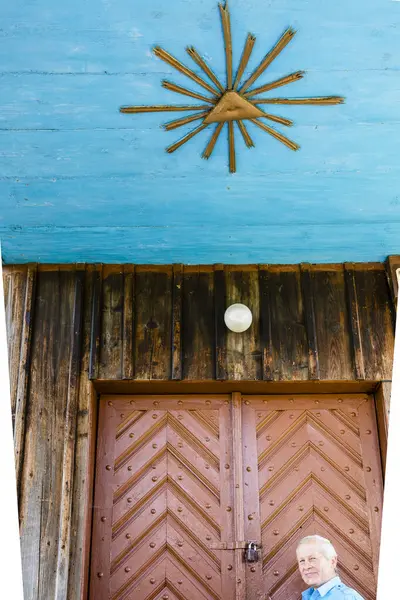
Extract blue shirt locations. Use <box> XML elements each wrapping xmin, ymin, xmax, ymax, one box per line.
<box><xmin>301</xmin><ymin>576</ymin><xmax>365</xmax><ymax>600</ymax></box>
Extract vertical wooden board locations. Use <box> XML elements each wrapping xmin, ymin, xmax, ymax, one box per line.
<box><xmin>301</xmin><ymin>265</ymin><xmax>320</xmax><ymax>380</ymax></box>
<box><xmin>3</xmin><ymin>265</ymin><xmax>36</xmax><ymax>492</ymax></box>
<box><xmin>354</xmin><ymin>268</ymin><xmax>395</xmax><ymax>380</ymax></box>
<box><xmin>134</xmin><ymin>268</ymin><xmax>172</xmax><ymax>380</ymax></box>
<box><xmin>99</xmin><ymin>265</ymin><xmax>124</xmax><ymax>380</ymax></box>
<box><xmin>19</xmin><ymin>269</ymin><xmax>77</xmax><ymax>600</ymax></box>
<box><xmin>267</xmin><ymin>267</ymin><xmax>308</xmax><ymax>381</ymax></box>
<box><xmin>231</xmin><ymin>393</ymin><xmax>246</xmax><ymax>600</ymax></box>
<box><xmin>89</xmin><ymin>265</ymin><xmax>102</xmax><ymax>380</ymax></box>
<box><xmin>3</xmin><ymin>266</ymin><xmax>26</xmax><ymax>415</ymax></box>
<box><xmin>312</xmin><ymin>268</ymin><xmax>354</xmax><ymax>380</ymax></box>
<box><xmin>13</xmin><ymin>265</ymin><xmax>36</xmax><ymax>491</ymax></box>
<box><xmin>122</xmin><ymin>265</ymin><xmax>135</xmax><ymax>380</ymax></box>
<box><xmin>69</xmin><ymin>266</ymin><xmax>99</xmax><ymax>600</ymax></box>
<box><xmin>171</xmin><ymin>264</ymin><xmax>183</xmax><ymax>381</ymax></box>
<box><xmin>39</xmin><ymin>270</ymin><xmax>79</xmax><ymax>600</ymax></box>
<box><xmin>241</xmin><ymin>399</ymin><xmax>264</xmax><ymax>600</ymax></box>
<box><xmin>182</xmin><ymin>267</ymin><xmax>215</xmax><ymax>380</ymax></box>
<box><xmin>219</xmin><ymin>400</ymin><xmax>237</xmax><ymax>600</ymax></box>
<box><xmin>225</xmin><ymin>268</ymin><xmax>261</xmax><ymax>381</ymax></box>
<box><xmin>258</xmin><ymin>268</ymin><xmax>273</xmax><ymax>381</ymax></box>
<box><xmin>214</xmin><ymin>266</ymin><xmax>228</xmax><ymax>380</ymax></box>
<box><xmin>344</xmin><ymin>265</ymin><xmax>365</xmax><ymax>380</ymax></box>
<box><xmin>55</xmin><ymin>267</ymin><xmax>84</xmax><ymax>600</ymax></box>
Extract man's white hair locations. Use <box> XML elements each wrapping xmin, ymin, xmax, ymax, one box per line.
<box><xmin>296</xmin><ymin>535</ymin><xmax>337</xmax><ymax>560</ymax></box>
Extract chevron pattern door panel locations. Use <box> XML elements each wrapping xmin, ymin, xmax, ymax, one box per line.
<box><xmin>90</xmin><ymin>395</ymin><xmax>237</xmax><ymax>600</ymax></box>
<box><xmin>241</xmin><ymin>394</ymin><xmax>383</xmax><ymax>600</ymax></box>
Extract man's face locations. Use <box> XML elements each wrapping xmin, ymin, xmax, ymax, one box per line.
<box><xmin>296</xmin><ymin>542</ymin><xmax>337</xmax><ymax>587</ymax></box>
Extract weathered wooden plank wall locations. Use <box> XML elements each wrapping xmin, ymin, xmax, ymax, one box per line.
<box><xmin>3</xmin><ymin>261</ymin><xmax>396</xmax><ymax>600</ymax></box>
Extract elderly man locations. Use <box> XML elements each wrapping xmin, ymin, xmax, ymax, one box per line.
<box><xmin>296</xmin><ymin>535</ymin><xmax>365</xmax><ymax>599</ymax></box>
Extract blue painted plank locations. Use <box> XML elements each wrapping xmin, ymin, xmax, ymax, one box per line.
<box><xmin>1</xmin><ymin>70</ymin><xmax>399</xmax><ymax>131</ymax></box>
<box><xmin>1</xmin><ymin>170</ymin><xmax>400</xmax><ymax>229</ymax></box>
<box><xmin>1</xmin><ymin>222</ymin><xmax>400</xmax><ymax>265</ymax></box>
<box><xmin>1</xmin><ymin>0</ymin><xmax>399</xmax><ymax>73</ymax></box>
<box><xmin>1</xmin><ymin>123</ymin><xmax>399</xmax><ymax>178</ymax></box>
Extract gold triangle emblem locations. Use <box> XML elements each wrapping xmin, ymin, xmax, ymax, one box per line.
<box><xmin>204</xmin><ymin>91</ymin><xmax>264</xmax><ymax>124</ymax></box>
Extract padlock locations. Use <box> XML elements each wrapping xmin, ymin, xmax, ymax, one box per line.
<box><xmin>244</xmin><ymin>542</ymin><xmax>259</xmax><ymax>563</ymax></box>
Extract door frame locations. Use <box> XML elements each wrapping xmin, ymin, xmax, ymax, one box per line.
<box><xmin>82</xmin><ymin>382</ymin><xmax>388</xmax><ymax>599</ymax></box>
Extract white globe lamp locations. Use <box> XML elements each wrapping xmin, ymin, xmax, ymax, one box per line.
<box><xmin>224</xmin><ymin>303</ymin><xmax>253</xmax><ymax>333</ymax></box>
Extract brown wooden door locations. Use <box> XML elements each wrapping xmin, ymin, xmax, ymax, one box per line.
<box><xmin>89</xmin><ymin>393</ymin><xmax>383</xmax><ymax>600</ymax></box>
<box><xmin>241</xmin><ymin>394</ymin><xmax>383</xmax><ymax>600</ymax></box>
<box><xmin>90</xmin><ymin>394</ymin><xmax>241</xmax><ymax>600</ymax></box>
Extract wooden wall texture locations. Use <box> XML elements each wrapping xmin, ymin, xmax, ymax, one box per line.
<box><xmin>3</xmin><ymin>262</ymin><xmax>396</xmax><ymax>600</ymax></box>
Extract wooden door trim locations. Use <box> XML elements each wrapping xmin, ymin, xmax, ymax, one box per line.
<box><xmin>242</xmin><ymin>395</ymin><xmax>264</xmax><ymax>599</ymax></box>
<box><xmin>81</xmin><ymin>383</ymin><xmax>99</xmax><ymax>600</ymax></box>
<box><xmin>94</xmin><ymin>380</ymin><xmax>378</xmax><ymax>395</ymax></box>
<box><xmin>358</xmin><ymin>397</ymin><xmax>384</xmax><ymax>579</ymax></box>
<box><xmin>89</xmin><ymin>398</ymin><xmax>118</xmax><ymax>600</ymax></box>
<box><xmin>374</xmin><ymin>382</ymin><xmax>390</xmax><ymax>476</ymax></box>
<box><xmin>231</xmin><ymin>392</ymin><xmax>246</xmax><ymax>600</ymax></box>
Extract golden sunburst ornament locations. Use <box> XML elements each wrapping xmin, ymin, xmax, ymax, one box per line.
<box><xmin>120</xmin><ymin>1</ymin><xmax>344</xmax><ymax>173</ymax></box>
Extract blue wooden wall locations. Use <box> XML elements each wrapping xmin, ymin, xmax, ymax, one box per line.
<box><xmin>1</xmin><ymin>0</ymin><xmax>400</xmax><ymax>264</ymax></box>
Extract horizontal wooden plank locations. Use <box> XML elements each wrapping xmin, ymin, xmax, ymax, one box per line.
<box><xmin>95</xmin><ymin>379</ymin><xmax>379</xmax><ymax>394</ymax></box>
<box><xmin>3</xmin><ymin>174</ymin><xmax>400</xmax><ymax>235</ymax></box>
<box><xmin>3</xmin><ymin>223</ymin><xmax>400</xmax><ymax>266</ymax></box>
<box><xmin>0</xmin><ymin>5</ymin><xmax>398</xmax><ymax>74</ymax></box>
<box><xmin>1</xmin><ymin>70</ymin><xmax>398</xmax><ymax>130</ymax></box>
<box><xmin>1</xmin><ymin>124</ymin><xmax>400</xmax><ymax>180</ymax></box>
<box><xmin>241</xmin><ymin>393</ymin><xmax>368</xmax><ymax>409</ymax></box>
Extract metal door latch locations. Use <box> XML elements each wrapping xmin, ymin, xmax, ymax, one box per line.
<box><xmin>244</xmin><ymin>541</ymin><xmax>260</xmax><ymax>563</ymax></box>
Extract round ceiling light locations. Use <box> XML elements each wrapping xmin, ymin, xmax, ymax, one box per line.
<box><xmin>224</xmin><ymin>303</ymin><xmax>253</xmax><ymax>333</ymax></box>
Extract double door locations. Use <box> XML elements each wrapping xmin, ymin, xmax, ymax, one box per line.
<box><xmin>89</xmin><ymin>393</ymin><xmax>383</xmax><ymax>600</ymax></box>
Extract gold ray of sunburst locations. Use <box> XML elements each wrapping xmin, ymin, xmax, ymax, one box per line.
<box><xmin>120</xmin><ymin>1</ymin><xmax>344</xmax><ymax>173</ymax></box>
